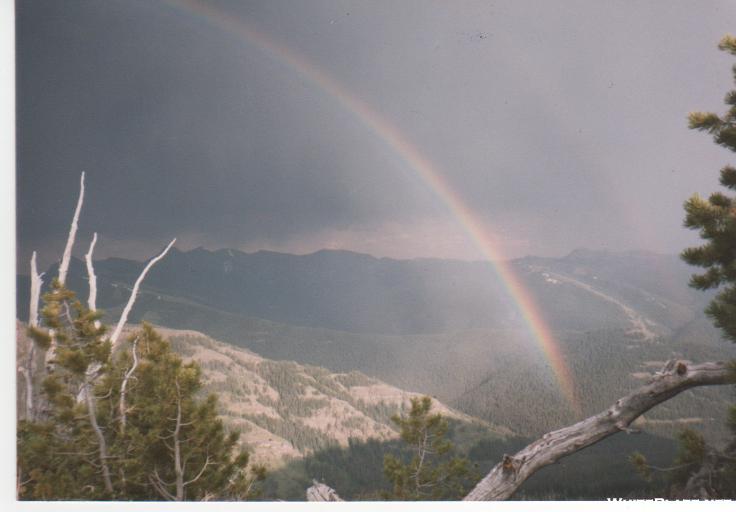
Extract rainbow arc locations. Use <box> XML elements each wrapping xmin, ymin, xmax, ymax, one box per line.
<box><xmin>162</xmin><ymin>0</ymin><xmax>579</xmax><ymax>413</ymax></box>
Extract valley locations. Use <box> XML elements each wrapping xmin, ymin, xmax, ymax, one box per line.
<box><xmin>16</xmin><ymin>247</ymin><xmax>736</xmax><ymax>498</ymax></box>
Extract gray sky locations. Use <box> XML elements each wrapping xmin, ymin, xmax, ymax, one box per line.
<box><xmin>16</xmin><ymin>0</ymin><xmax>736</xmax><ymax>267</ymax></box>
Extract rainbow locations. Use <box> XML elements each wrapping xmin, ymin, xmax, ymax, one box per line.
<box><xmin>159</xmin><ymin>0</ymin><xmax>579</xmax><ymax>413</ymax></box>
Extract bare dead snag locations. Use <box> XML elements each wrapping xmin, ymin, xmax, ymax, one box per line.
<box><xmin>45</xmin><ymin>172</ymin><xmax>85</xmax><ymax>369</ymax></box>
<box><xmin>463</xmin><ymin>359</ymin><xmax>735</xmax><ymax>501</ymax></box>
<box><xmin>108</xmin><ymin>238</ymin><xmax>176</xmax><ymax>347</ymax></box>
<box><xmin>29</xmin><ymin>252</ymin><xmax>42</xmax><ymax>329</ymax></box>
<box><xmin>58</xmin><ymin>171</ymin><xmax>85</xmax><ymax>287</ymax></box>
<box><xmin>306</xmin><ymin>480</ymin><xmax>343</xmax><ymax>501</ymax></box>
<box><xmin>21</xmin><ymin>251</ymin><xmax>43</xmax><ymax>420</ymax></box>
<box><xmin>81</xmin><ymin>236</ymin><xmax>174</xmax><ymax>399</ymax></box>
<box><xmin>85</xmin><ymin>232</ymin><xmax>100</xmax><ymax>329</ymax></box>
<box><xmin>77</xmin><ymin>233</ymin><xmax>103</xmax><ymax>402</ymax></box>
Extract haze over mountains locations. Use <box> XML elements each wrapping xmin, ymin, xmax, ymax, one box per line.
<box><xmin>17</xmin><ymin>246</ymin><xmax>735</xmax><ymax>442</ymax></box>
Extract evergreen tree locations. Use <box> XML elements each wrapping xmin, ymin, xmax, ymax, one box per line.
<box><xmin>382</xmin><ymin>396</ymin><xmax>475</xmax><ymax>500</ymax></box>
<box><xmin>632</xmin><ymin>35</ymin><xmax>736</xmax><ymax>499</ymax></box>
<box><xmin>683</xmin><ymin>35</ymin><xmax>736</xmax><ymax>344</ymax></box>
<box><xmin>18</xmin><ymin>282</ymin><xmax>265</xmax><ymax>500</ymax></box>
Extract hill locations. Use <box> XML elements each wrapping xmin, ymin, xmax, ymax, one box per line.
<box><xmin>16</xmin><ymin>322</ymin><xmax>507</xmax><ymax>470</ymax></box>
<box><xmin>16</xmin><ymin>248</ymin><xmax>735</xmax><ymax>440</ymax></box>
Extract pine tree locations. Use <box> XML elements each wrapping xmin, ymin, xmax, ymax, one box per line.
<box><xmin>682</xmin><ymin>35</ymin><xmax>736</xmax><ymax>344</ymax></box>
<box><xmin>382</xmin><ymin>396</ymin><xmax>475</xmax><ymax>500</ymax></box>
<box><xmin>632</xmin><ymin>35</ymin><xmax>736</xmax><ymax>499</ymax></box>
<box><xmin>17</xmin><ymin>283</ymin><xmax>265</xmax><ymax>500</ymax></box>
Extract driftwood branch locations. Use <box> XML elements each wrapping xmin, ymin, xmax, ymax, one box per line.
<box><xmin>306</xmin><ymin>480</ymin><xmax>343</xmax><ymax>501</ymax></box>
<box><xmin>463</xmin><ymin>359</ymin><xmax>735</xmax><ymax>500</ymax></box>
<box><xmin>108</xmin><ymin>238</ymin><xmax>176</xmax><ymax>347</ymax></box>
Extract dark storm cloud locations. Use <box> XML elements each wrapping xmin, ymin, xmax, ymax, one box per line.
<box><xmin>16</xmin><ymin>0</ymin><xmax>736</xmax><ymax>266</ymax></box>
<box><xmin>16</xmin><ymin>0</ymin><xmax>439</xmax><ymax>265</ymax></box>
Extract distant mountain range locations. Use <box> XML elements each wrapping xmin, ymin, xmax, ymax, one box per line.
<box><xmin>16</xmin><ymin>247</ymin><xmax>736</xmax><ymax>439</ymax></box>
<box><xmin>17</xmin><ymin>247</ymin><xmax>712</xmax><ymax>336</ymax></box>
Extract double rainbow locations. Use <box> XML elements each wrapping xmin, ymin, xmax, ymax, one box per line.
<box><xmin>161</xmin><ymin>0</ymin><xmax>579</xmax><ymax>413</ymax></box>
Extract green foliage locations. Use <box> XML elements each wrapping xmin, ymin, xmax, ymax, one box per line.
<box><xmin>382</xmin><ymin>396</ymin><xmax>475</xmax><ymax>500</ymax></box>
<box><xmin>643</xmin><ymin>34</ymin><xmax>736</xmax><ymax>499</ymax></box>
<box><xmin>682</xmin><ymin>35</ymin><xmax>736</xmax><ymax>344</ymax></box>
<box><xmin>18</xmin><ymin>284</ymin><xmax>264</xmax><ymax>500</ymax></box>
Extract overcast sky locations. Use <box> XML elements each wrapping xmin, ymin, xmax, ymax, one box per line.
<box><xmin>16</xmin><ymin>0</ymin><xmax>736</xmax><ymax>267</ymax></box>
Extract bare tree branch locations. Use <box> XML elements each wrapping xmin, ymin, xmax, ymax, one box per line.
<box><xmin>108</xmin><ymin>238</ymin><xmax>176</xmax><ymax>347</ymax></box>
<box><xmin>58</xmin><ymin>171</ymin><xmax>85</xmax><ymax>287</ymax></box>
<box><xmin>464</xmin><ymin>359</ymin><xmax>736</xmax><ymax>501</ymax></box>
<box><xmin>119</xmin><ymin>337</ymin><xmax>139</xmax><ymax>435</ymax></box>
<box><xmin>45</xmin><ymin>172</ymin><xmax>85</xmax><ymax>369</ymax></box>
<box><xmin>85</xmin><ymin>232</ymin><xmax>100</xmax><ymax>329</ymax></box>
<box><xmin>22</xmin><ymin>252</ymin><xmax>44</xmax><ymax>421</ymax></box>
<box><xmin>29</xmin><ymin>251</ymin><xmax>42</xmax><ymax>329</ymax></box>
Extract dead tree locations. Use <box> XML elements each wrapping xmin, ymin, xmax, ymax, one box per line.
<box><xmin>21</xmin><ymin>172</ymin><xmax>176</xmax><ymax>496</ymax></box>
<box><xmin>463</xmin><ymin>359</ymin><xmax>735</xmax><ymax>500</ymax></box>
<box><xmin>18</xmin><ymin>251</ymin><xmax>43</xmax><ymax>421</ymax></box>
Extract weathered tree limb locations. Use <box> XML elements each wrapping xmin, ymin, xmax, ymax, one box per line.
<box><xmin>306</xmin><ymin>480</ymin><xmax>343</xmax><ymax>501</ymax></box>
<box><xmin>108</xmin><ymin>238</ymin><xmax>176</xmax><ymax>347</ymax></box>
<box><xmin>45</xmin><ymin>172</ymin><xmax>85</xmax><ymax>369</ymax></box>
<box><xmin>58</xmin><ymin>171</ymin><xmax>85</xmax><ymax>287</ymax></box>
<box><xmin>463</xmin><ymin>359</ymin><xmax>735</xmax><ymax>501</ymax></box>
<box><xmin>22</xmin><ymin>252</ymin><xmax>43</xmax><ymax>420</ymax></box>
<box><xmin>29</xmin><ymin>251</ymin><xmax>42</xmax><ymax>329</ymax></box>
<box><xmin>85</xmin><ymin>232</ymin><xmax>100</xmax><ymax>329</ymax></box>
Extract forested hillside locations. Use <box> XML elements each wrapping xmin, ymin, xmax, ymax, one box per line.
<box><xmin>16</xmin><ymin>248</ymin><xmax>735</xmax><ymax>441</ymax></box>
<box><xmin>17</xmin><ymin>323</ymin><xmax>507</xmax><ymax>470</ymax></box>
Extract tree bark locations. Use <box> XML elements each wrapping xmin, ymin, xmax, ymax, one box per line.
<box><xmin>463</xmin><ymin>359</ymin><xmax>735</xmax><ymax>501</ymax></box>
